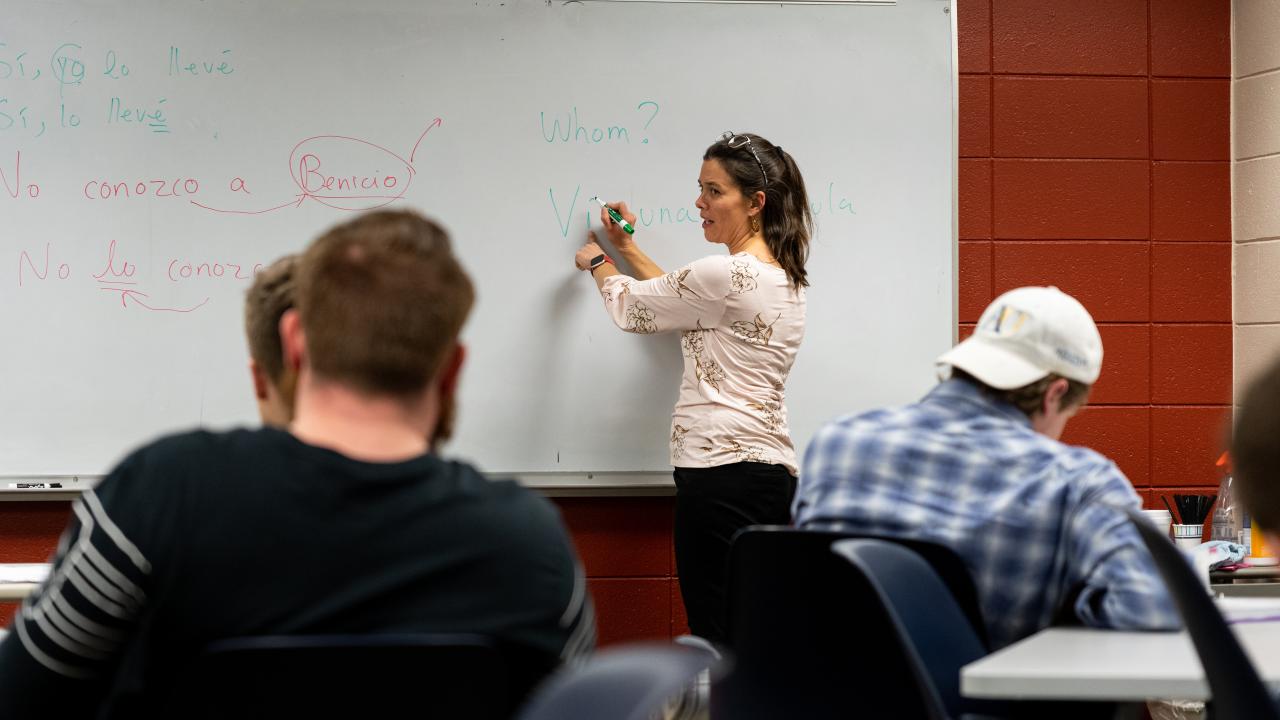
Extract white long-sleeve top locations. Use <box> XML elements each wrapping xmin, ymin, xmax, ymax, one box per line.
<box><xmin>599</xmin><ymin>253</ymin><xmax>806</xmax><ymax>475</ymax></box>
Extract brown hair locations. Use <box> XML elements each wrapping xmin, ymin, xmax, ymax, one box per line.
<box><xmin>296</xmin><ymin>210</ymin><xmax>475</xmax><ymax>397</ymax></box>
<box><xmin>1233</xmin><ymin>358</ymin><xmax>1280</xmax><ymax>534</ymax></box>
<box><xmin>951</xmin><ymin>368</ymin><xmax>1091</xmax><ymax>417</ymax></box>
<box><xmin>244</xmin><ymin>254</ymin><xmax>298</xmax><ymax>388</ymax></box>
<box><xmin>704</xmin><ymin>133</ymin><xmax>812</xmax><ymax>289</ymax></box>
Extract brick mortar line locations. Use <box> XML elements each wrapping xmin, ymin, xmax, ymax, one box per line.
<box><xmin>1235</xmin><ymin>66</ymin><xmax>1280</xmax><ymax>82</ymax></box>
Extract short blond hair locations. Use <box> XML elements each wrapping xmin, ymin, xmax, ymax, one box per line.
<box><xmin>952</xmin><ymin>368</ymin><xmax>1090</xmax><ymax>416</ymax></box>
<box><xmin>244</xmin><ymin>254</ymin><xmax>298</xmax><ymax>386</ymax></box>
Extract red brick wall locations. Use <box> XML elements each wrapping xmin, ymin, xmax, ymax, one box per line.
<box><xmin>0</xmin><ymin>0</ymin><xmax>1235</xmax><ymax>645</ymax></box>
<box><xmin>554</xmin><ymin>497</ymin><xmax>688</xmax><ymax>646</ymax></box>
<box><xmin>0</xmin><ymin>502</ymin><xmax>73</xmax><ymax>625</ymax></box>
<box><xmin>957</xmin><ymin>0</ymin><xmax>1233</xmax><ymax>520</ymax></box>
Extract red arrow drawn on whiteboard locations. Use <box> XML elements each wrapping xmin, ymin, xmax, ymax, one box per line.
<box><xmin>189</xmin><ymin>193</ymin><xmax>309</xmax><ymax>216</ymax></box>
<box><xmin>409</xmin><ymin>117</ymin><xmax>443</xmax><ymax>164</ymax></box>
<box><xmin>100</xmin><ymin>286</ymin><xmax>210</xmax><ymax>313</ymax></box>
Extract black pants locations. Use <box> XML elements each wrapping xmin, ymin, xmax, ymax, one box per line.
<box><xmin>673</xmin><ymin>462</ymin><xmax>797</xmax><ymax>644</ymax></box>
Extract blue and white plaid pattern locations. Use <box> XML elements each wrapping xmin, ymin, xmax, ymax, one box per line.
<box><xmin>794</xmin><ymin>379</ymin><xmax>1179</xmax><ymax>648</ymax></box>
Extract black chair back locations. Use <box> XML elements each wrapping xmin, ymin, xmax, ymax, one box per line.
<box><xmin>163</xmin><ymin>633</ymin><xmax>542</xmax><ymax>720</ymax></box>
<box><xmin>1126</xmin><ymin>507</ymin><xmax>1280</xmax><ymax>720</ymax></box>
<box><xmin>832</xmin><ymin>539</ymin><xmax>1009</xmax><ymax>720</ymax></box>
<box><xmin>727</xmin><ymin>526</ymin><xmax>989</xmax><ymax>647</ymax></box>
<box><xmin>517</xmin><ymin>643</ymin><xmax>718</xmax><ymax>720</ymax></box>
<box><xmin>715</xmin><ymin>525</ymin><xmax>986</xmax><ymax>720</ymax></box>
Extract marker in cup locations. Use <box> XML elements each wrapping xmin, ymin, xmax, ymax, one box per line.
<box><xmin>590</xmin><ymin>196</ymin><xmax>635</xmax><ymax>235</ymax></box>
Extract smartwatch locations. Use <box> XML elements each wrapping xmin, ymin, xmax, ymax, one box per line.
<box><xmin>588</xmin><ymin>254</ymin><xmax>612</xmax><ymax>272</ymax></box>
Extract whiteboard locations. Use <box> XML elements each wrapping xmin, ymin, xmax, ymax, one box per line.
<box><xmin>0</xmin><ymin>0</ymin><xmax>956</xmax><ymax>480</ymax></box>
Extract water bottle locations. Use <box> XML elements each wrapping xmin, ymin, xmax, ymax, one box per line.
<box><xmin>1211</xmin><ymin>454</ymin><xmax>1241</xmax><ymax>543</ymax></box>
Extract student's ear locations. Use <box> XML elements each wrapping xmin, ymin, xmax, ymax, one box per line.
<box><xmin>279</xmin><ymin>309</ymin><xmax>306</xmax><ymax>371</ymax></box>
<box><xmin>437</xmin><ymin>343</ymin><xmax>466</xmax><ymax>400</ymax></box>
<box><xmin>1042</xmin><ymin>377</ymin><xmax>1070</xmax><ymax>415</ymax></box>
<box><xmin>249</xmin><ymin>360</ymin><xmax>270</xmax><ymax>401</ymax></box>
<box><xmin>429</xmin><ymin>344</ymin><xmax>466</xmax><ymax>451</ymax></box>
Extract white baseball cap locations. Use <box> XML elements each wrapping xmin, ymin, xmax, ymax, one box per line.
<box><xmin>937</xmin><ymin>286</ymin><xmax>1103</xmax><ymax>389</ymax></box>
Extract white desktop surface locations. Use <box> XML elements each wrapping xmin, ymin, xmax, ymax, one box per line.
<box><xmin>0</xmin><ymin>564</ymin><xmax>50</xmax><ymax>602</ymax></box>
<box><xmin>962</xmin><ymin>623</ymin><xmax>1280</xmax><ymax>702</ymax></box>
<box><xmin>0</xmin><ymin>584</ymin><xmax>39</xmax><ymax>602</ymax></box>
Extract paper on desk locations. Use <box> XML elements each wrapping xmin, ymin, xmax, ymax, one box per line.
<box><xmin>1215</xmin><ymin>596</ymin><xmax>1280</xmax><ymax>624</ymax></box>
<box><xmin>0</xmin><ymin>564</ymin><xmax>50</xmax><ymax>584</ymax></box>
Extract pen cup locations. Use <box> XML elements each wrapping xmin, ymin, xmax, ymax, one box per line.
<box><xmin>1173</xmin><ymin>524</ymin><xmax>1204</xmax><ymax>550</ymax></box>
<box><xmin>1140</xmin><ymin>509</ymin><xmax>1173</xmax><ymax>538</ymax></box>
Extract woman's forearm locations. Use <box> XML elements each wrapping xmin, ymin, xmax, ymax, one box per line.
<box><xmin>617</xmin><ymin>244</ymin><xmax>665</xmax><ymax>280</ymax></box>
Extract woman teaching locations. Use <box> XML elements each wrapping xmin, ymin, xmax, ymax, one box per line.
<box><xmin>573</xmin><ymin>131</ymin><xmax>811</xmax><ymax>643</ymax></box>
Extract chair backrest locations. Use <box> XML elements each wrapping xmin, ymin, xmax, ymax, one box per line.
<box><xmin>832</xmin><ymin>538</ymin><xmax>1002</xmax><ymax>720</ymax></box>
<box><xmin>1125</xmin><ymin>507</ymin><xmax>1280</xmax><ymax>720</ymax></box>
<box><xmin>726</xmin><ymin>526</ymin><xmax>989</xmax><ymax>648</ymax></box>
<box><xmin>163</xmin><ymin>633</ymin><xmax>539</xmax><ymax>720</ymax></box>
<box><xmin>715</xmin><ymin>525</ymin><xmax>986</xmax><ymax>720</ymax></box>
<box><xmin>517</xmin><ymin>643</ymin><xmax>718</xmax><ymax>720</ymax></box>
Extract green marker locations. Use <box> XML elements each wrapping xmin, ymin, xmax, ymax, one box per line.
<box><xmin>590</xmin><ymin>196</ymin><xmax>635</xmax><ymax>235</ymax></box>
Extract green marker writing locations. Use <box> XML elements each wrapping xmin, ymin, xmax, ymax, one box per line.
<box><xmin>590</xmin><ymin>196</ymin><xmax>635</xmax><ymax>235</ymax></box>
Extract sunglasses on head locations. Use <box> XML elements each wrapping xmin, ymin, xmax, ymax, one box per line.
<box><xmin>720</xmin><ymin>131</ymin><xmax>768</xmax><ymax>187</ymax></box>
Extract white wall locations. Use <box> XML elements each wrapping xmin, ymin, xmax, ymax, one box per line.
<box><xmin>1233</xmin><ymin>1</ymin><xmax>1280</xmax><ymax>398</ymax></box>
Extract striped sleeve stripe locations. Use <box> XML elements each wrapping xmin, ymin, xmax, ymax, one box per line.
<box><xmin>561</xmin><ymin>600</ymin><xmax>596</xmax><ymax>664</ymax></box>
<box><xmin>15</xmin><ymin>620</ymin><xmax>97</xmax><ymax>680</ymax></box>
<box><xmin>81</xmin><ymin>490</ymin><xmax>152</xmax><ymax>574</ymax></box>
<box><xmin>68</xmin><ymin>550</ymin><xmax>143</xmax><ymax>614</ymax></box>
<box><xmin>46</xmin><ymin>586</ymin><xmax>126</xmax><ymax>642</ymax></box>
<box><xmin>16</xmin><ymin>493</ymin><xmax>151</xmax><ymax>678</ymax></box>
<box><xmin>63</xmin><ymin>559</ymin><xmax>134</xmax><ymax>620</ymax></box>
<box><xmin>53</xmin><ymin>527</ymin><xmax>71</xmax><ymax>562</ymax></box>
<box><xmin>36</xmin><ymin>594</ymin><xmax>121</xmax><ymax>652</ymax></box>
<box><xmin>27</xmin><ymin>604</ymin><xmax>114</xmax><ymax>660</ymax></box>
<box><xmin>35</xmin><ymin>594</ymin><xmax>118</xmax><ymax>650</ymax></box>
<box><xmin>80</xmin><ymin>537</ymin><xmax>147</xmax><ymax>604</ymax></box>
<box><xmin>557</xmin><ymin>563</ymin><xmax>595</xmax><ymax>663</ymax></box>
<box><xmin>558</xmin><ymin>564</ymin><xmax>586</xmax><ymax>627</ymax></box>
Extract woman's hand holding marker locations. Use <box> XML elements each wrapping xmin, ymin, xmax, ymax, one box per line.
<box><xmin>593</xmin><ymin>198</ymin><xmax>638</xmax><ymax>250</ymax></box>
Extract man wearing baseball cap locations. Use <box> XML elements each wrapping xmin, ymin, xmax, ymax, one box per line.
<box><xmin>793</xmin><ymin>286</ymin><xmax>1177</xmax><ymax>648</ymax></box>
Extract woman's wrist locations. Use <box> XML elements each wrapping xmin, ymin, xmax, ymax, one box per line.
<box><xmin>589</xmin><ymin>260</ymin><xmax>619</xmax><ymax>282</ymax></box>
<box><xmin>587</xmin><ymin>254</ymin><xmax>614</xmax><ymax>273</ymax></box>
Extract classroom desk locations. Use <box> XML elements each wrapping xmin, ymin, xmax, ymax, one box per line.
<box><xmin>1209</xmin><ymin>566</ymin><xmax>1280</xmax><ymax>598</ymax></box>
<box><xmin>1211</xmin><ymin>565</ymin><xmax>1280</xmax><ymax>583</ymax></box>
<box><xmin>0</xmin><ymin>564</ymin><xmax>50</xmax><ymax>601</ymax></box>
<box><xmin>0</xmin><ymin>584</ymin><xmax>38</xmax><ymax>602</ymax></box>
<box><xmin>1213</xmin><ymin>582</ymin><xmax>1280</xmax><ymax>597</ymax></box>
<box><xmin>961</xmin><ymin>624</ymin><xmax>1280</xmax><ymax>702</ymax></box>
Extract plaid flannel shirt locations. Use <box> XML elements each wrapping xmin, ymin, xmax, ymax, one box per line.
<box><xmin>794</xmin><ymin>379</ymin><xmax>1179</xmax><ymax>648</ymax></box>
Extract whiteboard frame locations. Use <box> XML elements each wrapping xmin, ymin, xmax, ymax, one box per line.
<box><xmin>580</xmin><ymin>1</ymin><xmax>896</xmax><ymax>5</ymax></box>
<box><xmin>0</xmin><ymin>472</ymin><xmax>678</xmax><ymax>498</ymax></box>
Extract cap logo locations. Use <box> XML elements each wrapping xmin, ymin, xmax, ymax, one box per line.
<box><xmin>981</xmin><ymin>305</ymin><xmax>1031</xmax><ymax>337</ymax></box>
<box><xmin>1056</xmin><ymin>347</ymin><xmax>1087</xmax><ymax>368</ymax></box>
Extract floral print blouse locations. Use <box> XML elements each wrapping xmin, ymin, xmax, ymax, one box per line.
<box><xmin>599</xmin><ymin>253</ymin><xmax>806</xmax><ymax>475</ymax></box>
